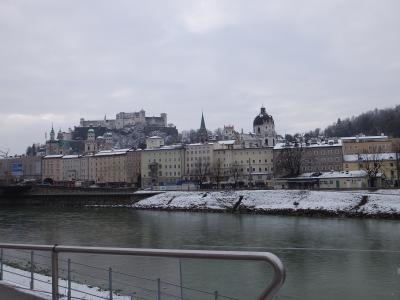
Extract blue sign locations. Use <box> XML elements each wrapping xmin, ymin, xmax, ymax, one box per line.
<box><xmin>12</xmin><ymin>163</ymin><xmax>23</xmax><ymax>176</ymax></box>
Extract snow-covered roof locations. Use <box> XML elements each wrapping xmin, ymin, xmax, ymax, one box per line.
<box><xmin>94</xmin><ymin>148</ymin><xmax>130</xmax><ymax>157</ymax></box>
<box><xmin>218</xmin><ymin>140</ymin><xmax>236</xmax><ymax>145</ymax></box>
<box><xmin>43</xmin><ymin>155</ymin><xmax>63</xmax><ymax>159</ymax></box>
<box><xmin>344</xmin><ymin>153</ymin><xmax>397</xmax><ymax>162</ymax></box>
<box><xmin>298</xmin><ymin>170</ymin><xmax>369</xmax><ymax>179</ymax></box>
<box><xmin>274</xmin><ymin>140</ymin><xmax>342</xmax><ymax>150</ymax></box>
<box><xmin>62</xmin><ymin>155</ymin><xmax>80</xmax><ymax>159</ymax></box>
<box><xmin>341</xmin><ymin>135</ymin><xmax>388</xmax><ymax>141</ymax></box>
<box><xmin>148</xmin><ymin>136</ymin><xmax>163</xmax><ymax>139</ymax></box>
<box><xmin>144</xmin><ymin>144</ymin><xmax>184</xmax><ymax>151</ymax></box>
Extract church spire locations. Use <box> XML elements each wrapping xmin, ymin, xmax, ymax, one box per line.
<box><xmin>200</xmin><ymin>112</ymin><xmax>206</xmax><ymax>130</ymax></box>
<box><xmin>50</xmin><ymin>123</ymin><xmax>55</xmax><ymax>141</ymax></box>
<box><xmin>198</xmin><ymin>112</ymin><xmax>208</xmax><ymax>143</ymax></box>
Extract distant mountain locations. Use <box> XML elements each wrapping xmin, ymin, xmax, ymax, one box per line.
<box><xmin>323</xmin><ymin>105</ymin><xmax>400</xmax><ymax>138</ymax></box>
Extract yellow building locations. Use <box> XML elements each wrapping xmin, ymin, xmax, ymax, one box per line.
<box><xmin>42</xmin><ymin>155</ymin><xmax>64</xmax><ymax>182</ymax></box>
<box><xmin>343</xmin><ymin>153</ymin><xmax>398</xmax><ymax>187</ymax></box>
<box><xmin>141</xmin><ymin>145</ymin><xmax>185</xmax><ymax>188</ymax></box>
<box><xmin>94</xmin><ymin>149</ymin><xmax>130</xmax><ymax>184</ymax></box>
<box><xmin>184</xmin><ymin>143</ymin><xmax>215</xmax><ymax>182</ymax></box>
<box><xmin>342</xmin><ymin>135</ymin><xmax>393</xmax><ymax>155</ymax></box>
<box><xmin>214</xmin><ymin>146</ymin><xmax>274</xmax><ymax>187</ymax></box>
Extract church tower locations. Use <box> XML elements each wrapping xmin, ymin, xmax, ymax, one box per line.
<box><xmin>198</xmin><ymin>112</ymin><xmax>208</xmax><ymax>143</ymax></box>
<box><xmin>253</xmin><ymin>106</ymin><xmax>277</xmax><ymax>147</ymax></box>
<box><xmin>50</xmin><ymin>124</ymin><xmax>55</xmax><ymax>141</ymax></box>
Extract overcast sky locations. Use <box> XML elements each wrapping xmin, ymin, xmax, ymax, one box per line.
<box><xmin>1</xmin><ymin>0</ymin><xmax>400</xmax><ymax>154</ymax></box>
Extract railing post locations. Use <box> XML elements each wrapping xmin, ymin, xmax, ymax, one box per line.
<box><xmin>179</xmin><ymin>259</ymin><xmax>183</xmax><ymax>299</ymax></box>
<box><xmin>214</xmin><ymin>290</ymin><xmax>219</xmax><ymax>300</ymax></box>
<box><xmin>67</xmin><ymin>259</ymin><xmax>71</xmax><ymax>300</ymax></box>
<box><xmin>30</xmin><ymin>250</ymin><xmax>34</xmax><ymax>290</ymax></box>
<box><xmin>157</xmin><ymin>278</ymin><xmax>161</xmax><ymax>300</ymax></box>
<box><xmin>0</xmin><ymin>248</ymin><xmax>3</xmax><ymax>281</ymax></box>
<box><xmin>51</xmin><ymin>247</ymin><xmax>59</xmax><ymax>300</ymax></box>
<box><xmin>109</xmin><ymin>267</ymin><xmax>113</xmax><ymax>300</ymax></box>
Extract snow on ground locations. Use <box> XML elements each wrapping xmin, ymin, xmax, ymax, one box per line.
<box><xmin>1</xmin><ymin>264</ymin><xmax>130</xmax><ymax>300</ymax></box>
<box><xmin>133</xmin><ymin>190</ymin><xmax>400</xmax><ymax>216</ymax></box>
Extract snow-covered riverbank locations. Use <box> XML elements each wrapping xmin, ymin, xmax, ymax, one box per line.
<box><xmin>132</xmin><ymin>190</ymin><xmax>400</xmax><ymax>218</ymax></box>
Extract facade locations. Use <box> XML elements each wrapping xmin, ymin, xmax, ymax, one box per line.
<box><xmin>343</xmin><ymin>153</ymin><xmax>398</xmax><ymax>187</ymax></box>
<box><xmin>0</xmin><ymin>156</ymin><xmax>42</xmax><ymax>182</ymax></box>
<box><xmin>62</xmin><ymin>155</ymin><xmax>82</xmax><ymax>181</ymax></box>
<box><xmin>42</xmin><ymin>155</ymin><xmax>64</xmax><ymax>182</ymax></box>
<box><xmin>214</xmin><ymin>146</ymin><xmax>274</xmax><ymax>187</ymax></box>
<box><xmin>342</xmin><ymin>135</ymin><xmax>393</xmax><ymax>155</ymax></box>
<box><xmin>93</xmin><ymin>149</ymin><xmax>130</xmax><ymax>184</ymax></box>
<box><xmin>274</xmin><ymin>170</ymin><xmax>377</xmax><ymax>190</ymax></box>
<box><xmin>184</xmin><ymin>143</ymin><xmax>215</xmax><ymax>183</ymax></box>
<box><xmin>141</xmin><ymin>145</ymin><xmax>185</xmax><ymax>188</ymax></box>
<box><xmin>126</xmin><ymin>149</ymin><xmax>141</xmax><ymax>186</ymax></box>
<box><xmin>273</xmin><ymin>140</ymin><xmax>343</xmax><ymax>178</ymax></box>
<box><xmin>146</xmin><ymin>136</ymin><xmax>165</xmax><ymax>149</ymax></box>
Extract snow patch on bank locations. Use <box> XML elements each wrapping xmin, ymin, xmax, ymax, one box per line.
<box><xmin>133</xmin><ymin>190</ymin><xmax>400</xmax><ymax>216</ymax></box>
<box><xmin>1</xmin><ymin>264</ymin><xmax>130</xmax><ymax>299</ymax></box>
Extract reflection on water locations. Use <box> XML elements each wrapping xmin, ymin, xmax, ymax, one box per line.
<box><xmin>0</xmin><ymin>207</ymin><xmax>399</xmax><ymax>299</ymax></box>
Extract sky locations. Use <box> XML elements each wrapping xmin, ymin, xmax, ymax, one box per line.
<box><xmin>1</xmin><ymin>0</ymin><xmax>400</xmax><ymax>155</ymax></box>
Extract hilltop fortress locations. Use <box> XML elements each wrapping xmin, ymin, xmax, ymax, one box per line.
<box><xmin>80</xmin><ymin>109</ymin><xmax>167</xmax><ymax>129</ymax></box>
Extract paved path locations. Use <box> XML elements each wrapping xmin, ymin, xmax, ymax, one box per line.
<box><xmin>0</xmin><ymin>283</ymin><xmax>46</xmax><ymax>300</ymax></box>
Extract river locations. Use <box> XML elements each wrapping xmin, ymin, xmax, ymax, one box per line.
<box><xmin>0</xmin><ymin>207</ymin><xmax>399</xmax><ymax>299</ymax></box>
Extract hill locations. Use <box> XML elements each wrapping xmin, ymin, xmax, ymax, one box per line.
<box><xmin>323</xmin><ymin>105</ymin><xmax>400</xmax><ymax>138</ymax></box>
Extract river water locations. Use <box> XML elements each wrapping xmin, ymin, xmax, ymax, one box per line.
<box><xmin>0</xmin><ymin>207</ymin><xmax>399</xmax><ymax>299</ymax></box>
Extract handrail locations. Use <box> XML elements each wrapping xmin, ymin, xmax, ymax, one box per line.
<box><xmin>0</xmin><ymin>243</ymin><xmax>285</xmax><ymax>300</ymax></box>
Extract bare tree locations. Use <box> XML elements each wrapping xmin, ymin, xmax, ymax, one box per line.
<box><xmin>274</xmin><ymin>144</ymin><xmax>303</xmax><ymax>178</ymax></box>
<box><xmin>393</xmin><ymin>140</ymin><xmax>400</xmax><ymax>188</ymax></box>
<box><xmin>191</xmin><ymin>158</ymin><xmax>210</xmax><ymax>189</ymax></box>
<box><xmin>359</xmin><ymin>152</ymin><xmax>383</xmax><ymax>188</ymax></box>
<box><xmin>0</xmin><ymin>148</ymin><xmax>10</xmax><ymax>158</ymax></box>
<box><xmin>230</xmin><ymin>162</ymin><xmax>242</xmax><ymax>189</ymax></box>
<box><xmin>212</xmin><ymin>159</ymin><xmax>223</xmax><ymax>189</ymax></box>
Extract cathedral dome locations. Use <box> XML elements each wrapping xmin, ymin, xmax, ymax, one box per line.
<box><xmin>253</xmin><ymin>107</ymin><xmax>274</xmax><ymax>126</ymax></box>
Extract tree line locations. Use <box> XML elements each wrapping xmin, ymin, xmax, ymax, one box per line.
<box><xmin>322</xmin><ymin>105</ymin><xmax>400</xmax><ymax>138</ymax></box>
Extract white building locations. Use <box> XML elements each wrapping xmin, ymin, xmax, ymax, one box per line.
<box><xmin>146</xmin><ymin>136</ymin><xmax>165</xmax><ymax>150</ymax></box>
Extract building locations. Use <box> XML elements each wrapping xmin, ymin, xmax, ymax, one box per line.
<box><xmin>42</xmin><ymin>155</ymin><xmax>64</xmax><ymax>183</ymax></box>
<box><xmin>184</xmin><ymin>142</ymin><xmax>215</xmax><ymax>184</ymax></box>
<box><xmin>253</xmin><ymin>106</ymin><xmax>277</xmax><ymax>147</ymax></box>
<box><xmin>342</xmin><ymin>135</ymin><xmax>393</xmax><ymax>155</ymax></box>
<box><xmin>343</xmin><ymin>153</ymin><xmax>398</xmax><ymax>187</ymax></box>
<box><xmin>274</xmin><ymin>170</ymin><xmax>381</xmax><ymax>190</ymax></box>
<box><xmin>93</xmin><ymin>149</ymin><xmax>130</xmax><ymax>185</ymax></box>
<box><xmin>126</xmin><ymin>149</ymin><xmax>141</xmax><ymax>187</ymax></box>
<box><xmin>214</xmin><ymin>146</ymin><xmax>274</xmax><ymax>188</ymax></box>
<box><xmin>62</xmin><ymin>155</ymin><xmax>82</xmax><ymax>181</ymax></box>
<box><xmin>146</xmin><ymin>136</ymin><xmax>165</xmax><ymax>150</ymax></box>
<box><xmin>84</xmin><ymin>128</ymin><xmax>98</xmax><ymax>154</ymax></box>
<box><xmin>0</xmin><ymin>156</ymin><xmax>42</xmax><ymax>182</ymax></box>
<box><xmin>141</xmin><ymin>145</ymin><xmax>185</xmax><ymax>188</ymax></box>
<box><xmin>274</xmin><ymin>140</ymin><xmax>343</xmax><ymax>178</ymax></box>
<box><xmin>80</xmin><ymin>110</ymin><xmax>167</xmax><ymax>130</ymax></box>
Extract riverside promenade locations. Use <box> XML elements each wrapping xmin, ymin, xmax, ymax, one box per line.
<box><xmin>0</xmin><ymin>283</ymin><xmax>45</xmax><ymax>300</ymax></box>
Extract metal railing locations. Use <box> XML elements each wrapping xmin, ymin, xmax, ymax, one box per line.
<box><xmin>0</xmin><ymin>243</ymin><xmax>285</xmax><ymax>300</ymax></box>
